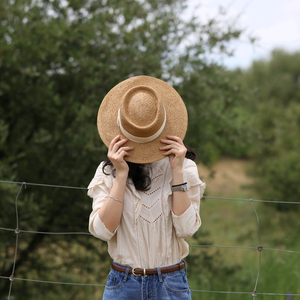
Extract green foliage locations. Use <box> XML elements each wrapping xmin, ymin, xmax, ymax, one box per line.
<box><xmin>0</xmin><ymin>0</ymin><xmax>248</xmax><ymax>298</ymax></box>
<box><xmin>255</xmin><ymin>151</ymin><xmax>300</xmax><ymax>210</ymax></box>
<box><xmin>238</xmin><ymin>49</ymin><xmax>300</xmax><ymax>209</ymax></box>
<box><xmin>176</xmin><ymin>68</ymin><xmax>252</xmax><ymax>164</ymax></box>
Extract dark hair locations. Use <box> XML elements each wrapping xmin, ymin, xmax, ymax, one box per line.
<box><xmin>102</xmin><ymin>143</ymin><xmax>196</xmax><ymax>191</ymax></box>
<box><xmin>184</xmin><ymin>143</ymin><xmax>197</xmax><ymax>161</ymax></box>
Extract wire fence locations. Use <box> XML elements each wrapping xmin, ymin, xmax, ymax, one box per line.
<box><xmin>1</xmin><ymin>179</ymin><xmax>300</xmax><ymax>299</ymax></box>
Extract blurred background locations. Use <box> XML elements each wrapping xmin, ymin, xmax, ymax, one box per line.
<box><xmin>0</xmin><ymin>0</ymin><xmax>300</xmax><ymax>299</ymax></box>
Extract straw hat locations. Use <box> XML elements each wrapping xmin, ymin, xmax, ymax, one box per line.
<box><xmin>97</xmin><ymin>75</ymin><xmax>188</xmax><ymax>163</ymax></box>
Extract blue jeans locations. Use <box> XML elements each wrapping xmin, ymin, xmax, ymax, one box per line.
<box><xmin>103</xmin><ymin>262</ymin><xmax>192</xmax><ymax>300</ymax></box>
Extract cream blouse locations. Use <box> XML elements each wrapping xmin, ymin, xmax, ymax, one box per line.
<box><xmin>88</xmin><ymin>157</ymin><xmax>206</xmax><ymax>269</ymax></box>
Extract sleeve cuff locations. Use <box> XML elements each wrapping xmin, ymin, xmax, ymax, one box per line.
<box><xmin>172</xmin><ymin>203</ymin><xmax>200</xmax><ymax>238</ymax></box>
<box><xmin>92</xmin><ymin>213</ymin><xmax>118</xmax><ymax>242</ymax></box>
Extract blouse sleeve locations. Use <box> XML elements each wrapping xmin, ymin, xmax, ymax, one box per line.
<box><xmin>171</xmin><ymin>159</ymin><xmax>206</xmax><ymax>239</ymax></box>
<box><xmin>87</xmin><ymin>163</ymin><xmax>117</xmax><ymax>242</ymax></box>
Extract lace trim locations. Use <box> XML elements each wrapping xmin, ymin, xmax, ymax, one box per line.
<box><xmin>139</xmin><ymin>213</ymin><xmax>162</xmax><ymax>224</ymax></box>
<box><xmin>141</xmin><ymin>186</ymin><xmax>161</xmax><ymax>196</ymax></box>
<box><xmin>152</xmin><ymin>173</ymin><xmax>163</xmax><ymax>180</ymax></box>
<box><xmin>141</xmin><ymin>198</ymin><xmax>159</xmax><ymax>209</ymax></box>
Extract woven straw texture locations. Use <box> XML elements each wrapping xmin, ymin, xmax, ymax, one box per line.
<box><xmin>97</xmin><ymin>76</ymin><xmax>188</xmax><ymax>163</ymax></box>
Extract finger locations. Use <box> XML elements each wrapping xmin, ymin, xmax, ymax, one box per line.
<box><xmin>119</xmin><ymin>146</ymin><xmax>134</xmax><ymax>152</ymax></box>
<box><xmin>116</xmin><ymin>150</ymin><xmax>128</xmax><ymax>156</ymax></box>
<box><xmin>160</xmin><ymin>144</ymin><xmax>181</xmax><ymax>151</ymax></box>
<box><xmin>160</xmin><ymin>138</ymin><xmax>179</xmax><ymax>146</ymax></box>
<box><xmin>162</xmin><ymin>146</ymin><xmax>187</xmax><ymax>156</ymax></box>
<box><xmin>109</xmin><ymin>135</ymin><xmax>120</xmax><ymax>151</ymax></box>
<box><xmin>116</xmin><ymin>146</ymin><xmax>134</xmax><ymax>155</ymax></box>
<box><xmin>162</xmin><ymin>149</ymin><xmax>178</xmax><ymax>156</ymax></box>
<box><xmin>122</xmin><ymin>151</ymin><xmax>130</xmax><ymax>157</ymax></box>
<box><xmin>112</xmin><ymin>138</ymin><xmax>129</xmax><ymax>152</ymax></box>
<box><xmin>166</xmin><ymin>135</ymin><xmax>184</xmax><ymax>145</ymax></box>
<box><xmin>117</xmin><ymin>150</ymin><xmax>131</xmax><ymax>160</ymax></box>
<box><xmin>161</xmin><ymin>137</ymin><xmax>184</xmax><ymax>147</ymax></box>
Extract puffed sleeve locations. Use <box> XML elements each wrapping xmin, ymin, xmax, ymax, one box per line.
<box><xmin>87</xmin><ymin>162</ymin><xmax>117</xmax><ymax>242</ymax></box>
<box><xmin>171</xmin><ymin>159</ymin><xmax>206</xmax><ymax>239</ymax></box>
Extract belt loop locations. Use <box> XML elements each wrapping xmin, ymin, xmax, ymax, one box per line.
<box><xmin>157</xmin><ymin>267</ymin><xmax>163</xmax><ymax>282</ymax></box>
<box><xmin>123</xmin><ymin>267</ymin><xmax>130</xmax><ymax>282</ymax></box>
<box><xmin>183</xmin><ymin>260</ymin><xmax>187</xmax><ymax>273</ymax></box>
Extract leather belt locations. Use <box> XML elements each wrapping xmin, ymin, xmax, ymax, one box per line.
<box><xmin>112</xmin><ymin>262</ymin><xmax>185</xmax><ymax>276</ymax></box>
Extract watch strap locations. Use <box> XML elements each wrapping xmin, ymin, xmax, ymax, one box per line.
<box><xmin>171</xmin><ymin>182</ymin><xmax>187</xmax><ymax>192</ymax></box>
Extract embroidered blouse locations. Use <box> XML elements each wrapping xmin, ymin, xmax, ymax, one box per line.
<box><xmin>88</xmin><ymin>157</ymin><xmax>206</xmax><ymax>269</ymax></box>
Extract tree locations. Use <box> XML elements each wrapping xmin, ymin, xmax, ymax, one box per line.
<box><xmin>176</xmin><ymin>66</ymin><xmax>252</xmax><ymax>164</ymax></box>
<box><xmin>0</xmin><ymin>0</ymin><xmax>247</xmax><ymax>298</ymax></box>
<box><xmin>237</xmin><ymin>49</ymin><xmax>300</xmax><ymax>209</ymax></box>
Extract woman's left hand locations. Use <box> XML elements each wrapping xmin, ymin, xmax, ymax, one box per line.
<box><xmin>160</xmin><ymin>136</ymin><xmax>187</xmax><ymax>171</ymax></box>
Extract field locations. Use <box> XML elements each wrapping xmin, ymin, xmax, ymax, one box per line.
<box><xmin>2</xmin><ymin>159</ymin><xmax>299</xmax><ymax>300</ymax></box>
<box><xmin>187</xmin><ymin>159</ymin><xmax>300</xmax><ymax>299</ymax></box>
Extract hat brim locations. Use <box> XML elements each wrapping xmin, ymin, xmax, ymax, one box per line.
<box><xmin>97</xmin><ymin>76</ymin><xmax>188</xmax><ymax>164</ymax></box>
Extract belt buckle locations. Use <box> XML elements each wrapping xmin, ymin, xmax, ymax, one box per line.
<box><xmin>132</xmin><ymin>267</ymin><xmax>146</xmax><ymax>276</ymax></box>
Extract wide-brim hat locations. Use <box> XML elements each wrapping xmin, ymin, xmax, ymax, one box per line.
<box><xmin>97</xmin><ymin>75</ymin><xmax>188</xmax><ymax>164</ymax></box>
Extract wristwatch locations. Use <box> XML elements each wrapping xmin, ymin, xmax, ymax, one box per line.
<box><xmin>171</xmin><ymin>182</ymin><xmax>187</xmax><ymax>192</ymax></box>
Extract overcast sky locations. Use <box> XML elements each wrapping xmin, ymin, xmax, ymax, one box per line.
<box><xmin>186</xmin><ymin>0</ymin><xmax>300</xmax><ymax>69</ymax></box>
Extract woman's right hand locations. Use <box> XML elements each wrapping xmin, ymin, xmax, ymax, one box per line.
<box><xmin>107</xmin><ymin>135</ymin><xmax>134</xmax><ymax>177</ymax></box>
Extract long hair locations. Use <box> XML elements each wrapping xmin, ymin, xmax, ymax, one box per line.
<box><xmin>102</xmin><ymin>143</ymin><xmax>196</xmax><ymax>191</ymax></box>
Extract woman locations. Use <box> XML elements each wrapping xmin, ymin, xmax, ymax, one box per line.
<box><xmin>88</xmin><ymin>76</ymin><xmax>206</xmax><ymax>299</ymax></box>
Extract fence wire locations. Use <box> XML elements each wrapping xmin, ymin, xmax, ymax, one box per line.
<box><xmin>1</xmin><ymin>179</ymin><xmax>300</xmax><ymax>299</ymax></box>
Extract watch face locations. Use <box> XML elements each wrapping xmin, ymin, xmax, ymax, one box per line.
<box><xmin>182</xmin><ymin>184</ymin><xmax>187</xmax><ymax>191</ymax></box>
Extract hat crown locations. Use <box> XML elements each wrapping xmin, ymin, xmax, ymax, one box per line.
<box><xmin>119</xmin><ymin>86</ymin><xmax>165</xmax><ymax>138</ymax></box>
